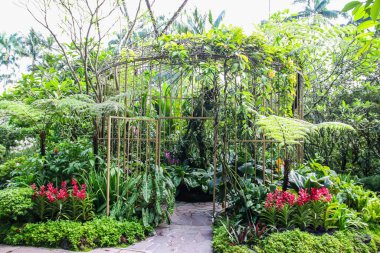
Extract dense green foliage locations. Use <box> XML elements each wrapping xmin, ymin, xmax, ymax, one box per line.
<box><xmin>261</xmin><ymin>229</ymin><xmax>377</xmax><ymax>253</ymax></box>
<box><xmin>361</xmin><ymin>175</ymin><xmax>380</xmax><ymax>192</ymax></box>
<box><xmin>213</xmin><ymin>225</ymin><xmax>380</xmax><ymax>253</ymax></box>
<box><xmin>0</xmin><ymin>156</ymin><xmax>26</xmax><ymax>187</ymax></box>
<box><xmin>0</xmin><ymin>187</ymin><xmax>33</xmax><ymax>221</ymax></box>
<box><xmin>3</xmin><ymin>218</ymin><xmax>151</xmax><ymax>251</ymax></box>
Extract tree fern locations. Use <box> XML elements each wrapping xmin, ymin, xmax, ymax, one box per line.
<box><xmin>256</xmin><ymin>115</ymin><xmax>354</xmax><ymax>190</ymax></box>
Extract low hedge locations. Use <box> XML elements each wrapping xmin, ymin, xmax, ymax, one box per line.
<box><xmin>3</xmin><ymin>217</ymin><xmax>152</xmax><ymax>251</ymax></box>
<box><xmin>261</xmin><ymin>229</ymin><xmax>376</xmax><ymax>253</ymax></box>
<box><xmin>213</xmin><ymin>226</ymin><xmax>380</xmax><ymax>253</ymax></box>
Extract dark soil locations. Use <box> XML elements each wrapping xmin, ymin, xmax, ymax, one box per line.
<box><xmin>175</xmin><ymin>183</ymin><xmax>213</xmax><ymax>202</ymax></box>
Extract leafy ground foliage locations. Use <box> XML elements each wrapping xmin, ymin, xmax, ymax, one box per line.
<box><xmin>2</xmin><ymin>218</ymin><xmax>152</xmax><ymax>251</ymax></box>
<box><xmin>213</xmin><ymin>226</ymin><xmax>380</xmax><ymax>253</ymax></box>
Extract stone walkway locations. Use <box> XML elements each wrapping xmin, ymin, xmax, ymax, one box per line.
<box><xmin>0</xmin><ymin>202</ymin><xmax>217</xmax><ymax>253</ymax></box>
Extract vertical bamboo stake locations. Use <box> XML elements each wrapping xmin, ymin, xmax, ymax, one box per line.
<box><xmin>116</xmin><ymin>118</ymin><xmax>121</xmax><ymax>201</ymax></box>
<box><xmin>212</xmin><ymin>71</ymin><xmax>220</xmax><ymax>219</ymax></box>
<box><xmin>106</xmin><ymin>116</ymin><xmax>112</xmax><ymax>216</ymax></box>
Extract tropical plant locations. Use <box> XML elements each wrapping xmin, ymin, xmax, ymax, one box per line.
<box><xmin>288</xmin><ymin>170</ymin><xmax>333</xmax><ymax>191</ymax></box>
<box><xmin>220</xmin><ymin>218</ymin><xmax>267</xmax><ymax>246</ymax></box>
<box><xmin>256</xmin><ymin>115</ymin><xmax>354</xmax><ymax>190</ymax></box>
<box><xmin>292</xmin><ymin>0</ymin><xmax>345</xmax><ymax>19</ymax></box>
<box><xmin>324</xmin><ymin>201</ymin><xmax>367</xmax><ymax>230</ymax></box>
<box><xmin>173</xmin><ymin>8</ymin><xmax>225</xmax><ymax>34</ymax></box>
<box><xmin>31</xmin><ymin>179</ymin><xmax>94</xmax><ymax>222</ymax></box>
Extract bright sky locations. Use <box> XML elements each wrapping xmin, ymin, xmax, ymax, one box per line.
<box><xmin>0</xmin><ymin>0</ymin><xmax>350</xmax><ymax>35</ymax></box>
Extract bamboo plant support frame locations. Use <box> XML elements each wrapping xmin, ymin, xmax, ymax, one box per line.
<box><xmin>99</xmin><ymin>42</ymin><xmax>304</xmax><ymax>218</ymax></box>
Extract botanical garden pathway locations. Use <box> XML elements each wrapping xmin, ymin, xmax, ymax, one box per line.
<box><xmin>0</xmin><ymin>202</ymin><xmax>216</xmax><ymax>253</ymax></box>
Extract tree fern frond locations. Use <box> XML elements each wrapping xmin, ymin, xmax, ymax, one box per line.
<box><xmin>92</xmin><ymin>100</ymin><xmax>126</xmax><ymax>115</ymax></box>
<box><xmin>0</xmin><ymin>100</ymin><xmax>42</xmax><ymax>122</ymax></box>
<box><xmin>57</xmin><ymin>95</ymin><xmax>94</xmax><ymax>113</ymax></box>
<box><xmin>257</xmin><ymin>115</ymin><xmax>354</xmax><ymax>147</ymax></box>
<box><xmin>313</xmin><ymin>122</ymin><xmax>355</xmax><ymax>132</ymax></box>
<box><xmin>257</xmin><ymin>115</ymin><xmax>313</xmax><ymax>146</ymax></box>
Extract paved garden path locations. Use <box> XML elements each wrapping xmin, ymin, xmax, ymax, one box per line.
<box><xmin>0</xmin><ymin>202</ymin><xmax>217</xmax><ymax>253</ymax></box>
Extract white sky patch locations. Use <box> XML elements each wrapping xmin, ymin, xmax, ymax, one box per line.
<box><xmin>1</xmin><ymin>0</ymin><xmax>350</xmax><ymax>35</ymax></box>
<box><xmin>0</xmin><ymin>0</ymin><xmax>350</xmax><ymax>92</ymax></box>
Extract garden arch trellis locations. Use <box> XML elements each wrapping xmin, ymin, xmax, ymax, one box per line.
<box><xmin>98</xmin><ymin>29</ymin><xmax>304</xmax><ymax>217</ymax></box>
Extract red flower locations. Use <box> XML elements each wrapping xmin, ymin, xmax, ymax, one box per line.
<box><xmin>314</xmin><ymin>187</ymin><xmax>332</xmax><ymax>202</ymax></box>
<box><xmin>61</xmin><ymin>181</ymin><xmax>67</xmax><ymax>189</ymax></box>
<box><xmin>39</xmin><ymin>185</ymin><xmax>46</xmax><ymax>196</ymax></box>
<box><xmin>71</xmin><ymin>178</ymin><xmax>77</xmax><ymax>186</ymax></box>
<box><xmin>76</xmin><ymin>189</ymin><xmax>86</xmax><ymax>200</ymax></box>
<box><xmin>57</xmin><ymin>188</ymin><xmax>69</xmax><ymax>201</ymax></box>
<box><xmin>46</xmin><ymin>191</ymin><xmax>56</xmax><ymax>203</ymax></box>
<box><xmin>297</xmin><ymin>188</ymin><xmax>310</xmax><ymax>206</ymax></box>
<box><xmin>264</xmin><ymin>189</ymin><xmax>296</xmax><ymax>210</ymax></box>
<box><xmin>72</xmin><ymin>184</ymin><xmax>79</xmax><ymax>196</ymax></box>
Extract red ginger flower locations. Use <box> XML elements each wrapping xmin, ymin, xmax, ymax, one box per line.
<box><xmin>57</xmin><ymin>188</ymin><xmax>69</xmax><ymax>201</ymax></box>
<box><xmin>297</xmin><ymin>187</ymin><xmax>332</xmax><ymax>206</ymax></box>
<box><xmin>39</xmin><ymin>185</ymin><xmax>46</xmax><ymax>196</ymax></box>
<box><xmin>47</xmin><ymin>182</ymin><xmax>58</xmax><ymax>195</ymax></box>
<box><xmin>297</xmin><ymin>188</ymin><xmax>311</xmax><ymax>206</ymax></box>
<box><xmin>46</xmin><ymin>191</ymin><xmax>56</xmax><ymax>203</ymax></box>
<box><xmin>313</xmin><ymin>187</ymin><xmax>332</xmax><ymax>202</ymax></box>
<box><xmin>76</xmin><ymin>189</ymin><xmax>86</xmax><ymax>200</ymax></box>
<box><xmin>265</xmin><ymin>189</ymin><xmax>296</xmax><ymax>210</ymax></box>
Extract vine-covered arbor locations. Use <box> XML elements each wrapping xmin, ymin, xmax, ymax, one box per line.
<box><xmin>99</xmin><ymin>28</ymin><xmax>304</xmax><ymax>216</ymax></box>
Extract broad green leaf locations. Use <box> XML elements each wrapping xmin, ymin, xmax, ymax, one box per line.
<box><xmin>142</xmin><ymin>172</ymin><xmax>152</xmax><ymax>203</ymax></box>
<box><xmin>342</xmin><ymin>1</ymin><xmax>362</xmax><ymax>12</ymax></box>
<box><xmin>370</xmin><ymin>0</ymin><xmax>380</xmax><ymax>20</ymax></box>
<box><xmin>357</xmin><ymin>20</ymin><xmax>376</xmax><ymax>30</ymax></box>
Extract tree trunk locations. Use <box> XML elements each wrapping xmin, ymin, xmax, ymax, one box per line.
<box><xmin>93</xmin><ymin>119</ymin><xmax>99</xmax><ymax>171</ymax></box>
<box><xmin>40</xmin><ymin>131</ymin><xmax>46</xmax><ymax>157</ymax></box>
<box><xmin>282</xmin><ymin>159</ymin><xmax>291</xmax><ymax>191</ymax></box>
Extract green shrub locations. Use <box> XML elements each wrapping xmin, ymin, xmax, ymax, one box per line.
<box><xmin>361</xmin><ymin>176</ymin><xmax>380</xmax><ymax>192</ymax></box>
<box><xmin>261</xmin><ymin>229</ymin><xmax>377</xmax><ymax>253</ymax></box>
<box><xmin>0</xmin><ymin>156</ymin><xmax>26</xmax><ymax>187</ymax></box>
<box><xmin>0</xmin><ymin>144</ymin><xmax>5</xmax><ymax>161</ymax></box>
<box><xmin>0</xmin><ymin>187</ymin><xmax>33</xmax><ymax>221</ymax></box>
<box><xmin>4</xmin><ymin>217</ymin><xmax>151</xmax><ymax>251</ymax></box>
<box><xmin>213</xmin><ymin>226</ymin><xmax>255</xmax><ymax>253</ymax></box>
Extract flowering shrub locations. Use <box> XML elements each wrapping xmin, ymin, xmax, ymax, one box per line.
<box><xmin>264</xmin><ymin>189</ymin><xmax>296</xmax><ymax>209</ymax></box>
<box><xmin>31</xmin><ymin>178</ymin><xmax>93</xmax><ymax>221</ymax></box>
<box><xmin>261</xmin><ymin>187</ymin><xmax>333</xmax><ymax>231</ymax></box>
